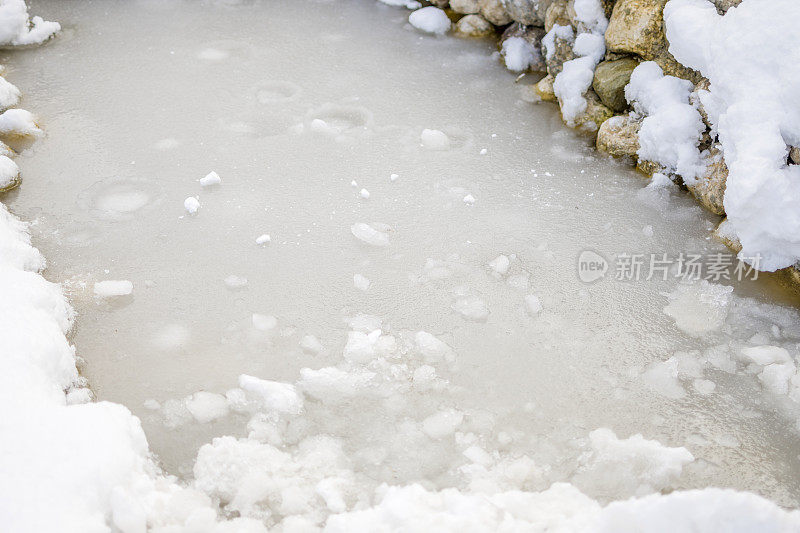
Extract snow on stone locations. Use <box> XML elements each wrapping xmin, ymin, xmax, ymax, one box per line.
<box><xmin>0</xmin><ymin>0</ymin><xmax>59</xmax><ymax>46</ymax></box>
<box><xmin>93</xmin><ymin>279</ymin><xmax>133</xmax><ymax>298</ymax></box>
<box><xmin>664</xmin><ymin>0</ymin><xmax>800</xmax><ymax>271</ymax></box>
<box><xmin>501</xmin><ymin>37</ymin><xmax>539</xmax><ymax>73</ymax></box>
<box><xmin>183</xmin><ymin>195</ymin><xmax>199</xmax><ymax>214</ymax></box>
<box><xmin>353</xmin><ymin>273</ymin><xmax>370</xmax><ymax>291</ymax></box>
<box><xmin>625</xmin><ymin>61</ymin><xmax>705</xmax><ymax>183</ymax></box>
<box><xmin>238</xmin><ymin>374</ymin><xmax>303</xmax><ymax>415</ymax></box>
<box><xmin>549</xmin><ymin>1</ymin><xmax>608</xmax><ymax>128</ymax></box>
<box><xmin>255</xmin><ymin>233</ymin><xmax>271</xmax><ymax>245</ymax></box>
<box><xmin>351</xmin><ymin>222</ymin><xmax>390</xmax><ymax>246</ymax></box>
<box><xmin>0</xmin><ymin>154</ymin><xmax>19</xmax><ymax>190</ymax></box>
<box><xmin>185</xmin><ymin>391</ymin><xmax>229</xmax><ymax>423</ymax></box>
<box><xmin>554</xmin><ymin>33</ymin><xmax>606</xmax><ymax>128</ymax></box>
<box><xmin>199</xmin><ymin>170</ymin><xmax>221</xmax><ymax>186</ymax></box>
<box><xmin>0</xmin><ymin>76</ymin><xmax>20</xmax><ymax>111</ymax></box>
<box><xmin>420</xmin><ymin>128</ymin><xmax>450</xmax><ymax>150</ymax></box>
<box><xmin>408</xmin><ymin>6</ymin><xmax>450</xmax><ymax>35</ymax></box>
<box><xmin>0</xmin><ymin>108</ymin><xmax>41</xmax><ymax>137</ymax></box>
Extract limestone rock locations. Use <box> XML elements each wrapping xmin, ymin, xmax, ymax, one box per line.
<box><xmin>688</xmin><ymin>146</ymin><xmax>727</xmax><ymax>215</ymax></box>
<box><xmin>479</xmin><ymin>0</ymin><xmax>513</xmax><ymax>25</ymax></box>
<box><xmin>790</xmin><ymin>146</ymin><xmax>800</xmax><ymax>165</ymax></box>
<box><xmin>501</xmin><ymin>23</ymin><xmax>547</xmax><ymax>71</ymax></box>
<box><xmin>544</xmin><ymin>0</ymin><xmax>571</xmax><ymax>32</ymax></box>
<box><xmin>637</xmin><ymin>158</ymin><xmax>664</xmax><ymax>177</ymax></box>
<box><xmin>542</xmin><ymin>28</ymin><xmax>575</xmax><ymax>76</ymax></box>
<box><xmin>455</xmin><ymin>14</ymin><xmax>495</xmax><ymax>37</ymax></box>
<box><xmin>592</xmin><ymin>57</ymin><xmax>638</xmax><ymax>112</ymax></box>
<box><xmin>712</xmin><ymin>218</ymin><xmax>742</xmax><ymax>253</ymax></box>
<box><xmin>501</xmin><ymin>0</ymin><xmax>545</xmax><ymax>26</ymax></box>
<box><xmin>450</xmin><ymin>0</ymin><xmax>481</xmax><ymax>14</ymax></box>
<box><xmin>605</xmin><ymin>0</ymin><xmax>702</xmax><ymax>83</ymax></box>
<box><xmin>428</xmin><ymin>0</ymin><xmax>450</xmax><ymax>7</ymax></box>
<box><xmin>713</xmin><ymin>0</ymin><xmax>742</xmax><ymax>13</ymax></box>
<box><xmin>597</xmin><ymin>114</ymin><xmax>640</xmax><ymax>158</ymax></box>
<box><xmin>535</xmin><ymin>74</ymin><xmax>557</xmax><ymax>102</ymax></box>
<box><xmin>566</xmin><ymin>91</ymin><xmax>614</xmax><ymax>133</ymax></box>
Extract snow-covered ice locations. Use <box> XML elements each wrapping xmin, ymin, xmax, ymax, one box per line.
<box><xmin>93</xmin><ymin>279</ymin><xmax>133</xmax><ymax>298</ymax></box>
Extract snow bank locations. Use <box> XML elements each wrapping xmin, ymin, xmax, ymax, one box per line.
<box><xmin>409</xmin><ymin>6</ymin><xmax>450</xmax><ymax>35</ymax></box>
<box><xmin>663</xmin><ymin>0</ymin><xmax>800</xmax><ymax>270</ymax></box>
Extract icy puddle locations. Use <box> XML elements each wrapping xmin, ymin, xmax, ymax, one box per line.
<box><xmin>7</xmin><ymin>0</ymin><xmax>800</xmax><ymax>520</ymax></box>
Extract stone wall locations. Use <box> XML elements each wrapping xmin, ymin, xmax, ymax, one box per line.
<box><xmin>416</xmin><ymin>0</ymin><xmax>800</xmax><ymax>291</ymax></box>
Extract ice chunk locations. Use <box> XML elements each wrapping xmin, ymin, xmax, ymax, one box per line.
<box><xmin>93</xmin><ymin>280</ymin><xmax>133</xmax><ymax>298</ymax></box>
<box><xmin>525</xmin><ymin>294</ymin><xmax>543</xmax><ymax>315</ymax></box>
<box><xmin>422</xmin><ymin>409</ymin><xmax>464</xmax><ymax>439</ymax></box>
<box><xmin>0</xmin><ymin>154</ymin><xmax>19</xmax><ymax>190</ymax></box>
<box><xmin>463</xmin><ymin>194</ymin><xmax>476</xmax><ymax>205</ymax></box>
<box><xmin>451</xmin><ymin>295</ymin><xmax>489</xmax><ymax>322</ymax></box>
<box><xmin>351</xmin><ymin>222</ymin><xmax>390</xmax><ymax>247</ymax></box>
<box><xmin>359</xmin><ymin>188</ymin><xmax>370</xmax><ymax>199</ymax></box>
<box><xmin>574</xmin><ymin>428</ymin><xmax>694</xmax><ymax>498</ymax></box>
<box><xmin>252</xmin><ymin>313</ymin><xmax>277</xmax><ymax>331</ymax></box>
<box><xmin>663</xmin><ymin>282</ymin><xmax>732</xmax><ymax>337</ymax></box>
<box><xmin>353</xmin><ymin>273</ymin><xmax>371</xmax><ymax>291</ymax></box>
<box><xmin>420</xmin><ymin>128</ymin><xmax>450</xmax><ymax>150</ymax></box>
<box><xmin>415</xmin><ymin>331</ymin><xmax>454</xmax><ymax>363</ymax></box>
<box><xmin>739</xmin><ymin>345</ymin><xmax>791</xmax><ymax>366</ymax></box>
<box><xmin>199</xmin><ymin>171</ymin><xmax>221</xmax><ymax>187</ymax></box>
<box><xmin>224</xmin><ymin>275</ymin><xmax>248</xmax><ymax>289</ymax></box>
<box><xmin>183</xmin><ymin>196</ymin><xmax>200</xmax><ymax>214</ymax></box>
<box><xmin>238</xmin><ymin>374</ymin><xmax>303</xmax><ymax>415</ymax></box>
<box><xmin>643</xmin><ymin>357</ymin><xmax>685</xmax><ymax>400</ymax></box>
<box><xmin>488</xmin><ymin>254</ymin><xmax>510</xmax><ymax>275</ymax></box>
<box><xmin>298</xmin><ymin>366</ymin><xmax>376</xmax><ymax>401</ymax></box>
<box><xmin>256</xmin><ymin>234</ymin><xmax>271</xmax><ymax>245</ymax></box>
<box><xmin>409</xmin><ymin>7</ymin><xmax>450</xmax><ymax>35</ymax></box>
<box><xmin>185</xmin><ymin>391</ymin><xmax>229</xmax><ymax>423</ymax></box>
<box><xmin>299</xmin><ymin>335</ymin><xmax>324</xmax><ymax>355</ymax></box>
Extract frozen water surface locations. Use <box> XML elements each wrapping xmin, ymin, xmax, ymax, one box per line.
<box><xmin>7</xmin><ymin>0</ymin><xmax>800</xmax><ymax>516</ymax></box>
